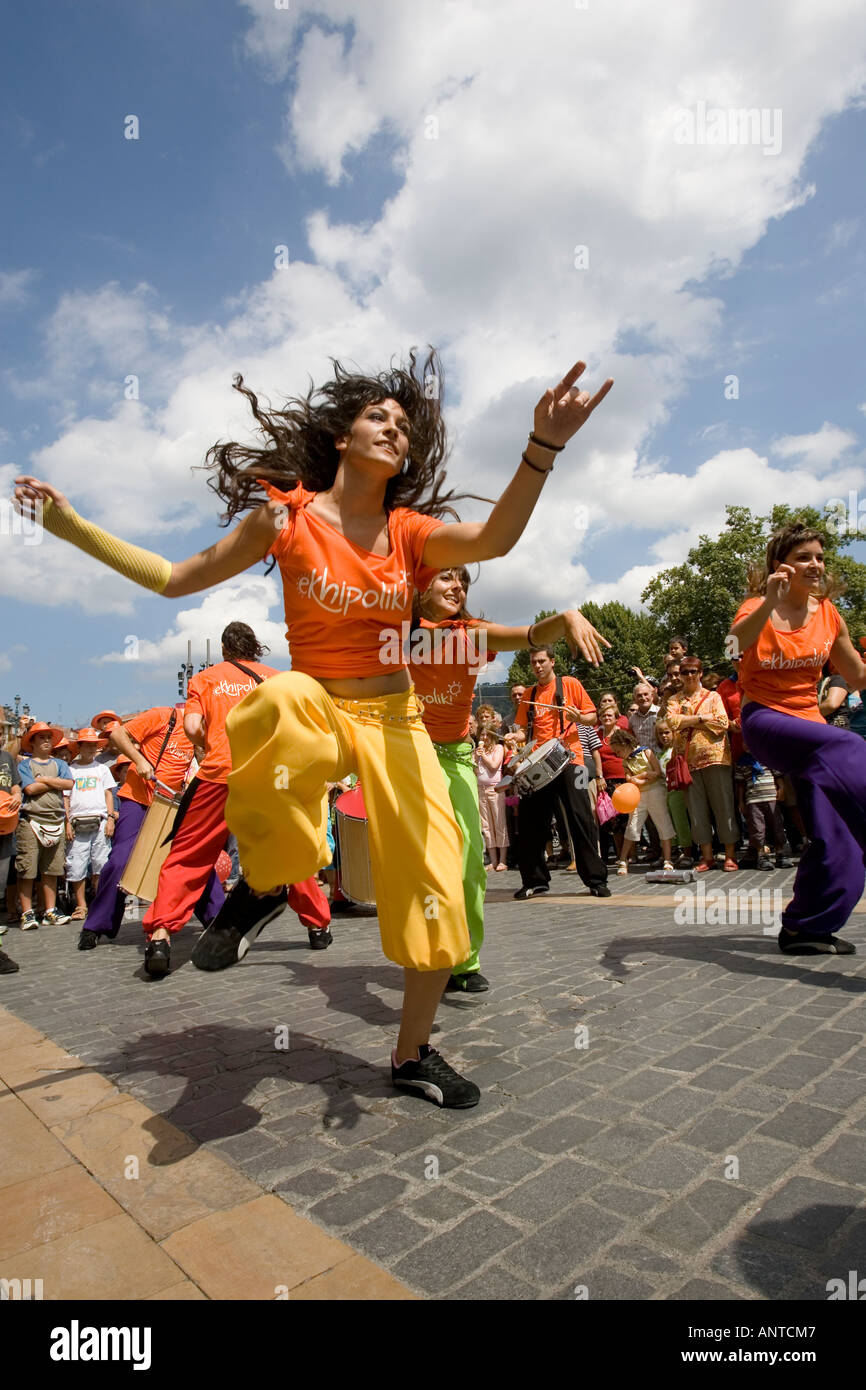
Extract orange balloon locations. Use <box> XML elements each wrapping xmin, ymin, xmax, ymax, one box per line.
<box><xmin>611</xmin><ymin>781</ymin><xmax>641</xmax><ymax>814</ymax></box>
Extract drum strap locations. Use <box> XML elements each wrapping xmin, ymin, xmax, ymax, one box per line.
<box><xmin>151</xmin><ymin>710</ymin><xmax>177</xmax><ymax>775</ymax></box>
<box><xmin>527</xmin><ymin>677</ymin><xmax>565</xmax><ymax>744</ymax></box>
<box><xmin>228</xmin><ymin>660</ymin><xmax>264</xmax><ymax>685</ymax></box>
<box><xmin>162</xmin><ymin>776</ymin><xmax>200</xmax><ymax>845</ymax></box>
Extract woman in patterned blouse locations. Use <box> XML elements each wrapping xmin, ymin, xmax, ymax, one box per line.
<box><xmin>664</xmin><ymin>657</ymin><xmax>738</xmax><ymax>873</ymax></box>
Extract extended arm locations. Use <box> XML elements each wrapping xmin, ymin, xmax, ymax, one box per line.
<box><xmin>478</xmin><ymin>609</ymin><xmax>611</xmax><ymax>667</ymax></box>
<box><xmin>422</xmin><ymin>361</ymin><xmax>613</xmax><ymax>567</ymax></box>
<box><xmin>13</xmin><ymin>478</ymin><xmax>280</xmax><ymax>599</ymax></box>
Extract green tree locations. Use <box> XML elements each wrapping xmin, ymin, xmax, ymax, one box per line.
<box><xmin>506</xmin><ymin>601</ymin><xmax>666</xmax><ymax>706</ymax></box>
<box><xmin>640</xmin><ymin>503</ymin><xmax>866</xmax><ymax>664</ymax></box>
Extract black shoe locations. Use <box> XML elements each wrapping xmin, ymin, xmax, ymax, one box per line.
<box><xmin>775</xmin><ymin>856</ymin><xmax>795</xmax><ymax>868</ymax></box>
<box><xmin>513</xmin><ymin>884</ymin><xmax>549</xmax><ymax>900</ymax></box>
<box><xmin>191</xmin><ymin>880</ymin><xmax>287</xmax><ymax>972</ymax></box>
<box><xmin>307</xmin><ymin>927</ymin><xmax>332</xmax><ymax>950</ymax></box>
<box><xmin>77</xmin><ymin>929</ymin><xmax>99</xmax><ymax>951</ymax></box>
<box><xmin>0</xmin><ymin>950</ymin><xmax>19</xmax><ymax>974</ymax></box>
<box><xmin>328</xmin><ymin>898</ymin><xmax>374</xmax><ymax>916</ymax></box>
<box><xmin>778</xmin><ymin>928</ymin><xmax>855</xmax><ymax>956</ymax></box>
<box><xmin>755</xmin><ymin>858</ymin><xmax>775</xmax><ymax>871</ymax></box>
<box><xmin>590</xmin><ymin>884</ymin><xmax>612</xmax><ymax>897</ymax></box>
<box><xmin>144</xmin><ymin>938</ymin><xmax>171</xmax><ymax>977</ymax></box>
<box><xmin>446</xmin><ymin>971</ymin><xmax>489</xmax><ymax>993</ymax></box>
<box><xmin>391</xmin><ymin>1045</ymin><xmax>480</xmax><ymax>1108</ymax></box>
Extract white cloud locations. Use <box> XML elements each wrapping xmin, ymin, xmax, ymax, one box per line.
<box><xmin>92</xmin><ymin>576</ymin><xmax>291</xmax><ymax>673</ymax></box>
<box><xmin>824</xmin><ymin>217</ymin><xmax>859</xmax><ymax>252</ymax></box>
<box><xmin>771</xmin><ymin>422</ymin><xmax>859</xmax><ymax>470</ymax></box>
<box><xmin>0</xmin><ymin>269</ymin><xmax>38</xmax><ymax>308</ymax></box>
<box><xmin>5</xmin><ymin>0</ymin><xmax>866</xmax><ymax>649</ymax></box>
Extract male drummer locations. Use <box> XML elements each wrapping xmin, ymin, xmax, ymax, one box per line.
<box><xmin>76</xmin><ymin>703</ymin><xmax>223</xmax><ymax>954</ymax></box>
<box><xmin>143</xmin><ymin>622</ymin><xmax>331</xmax><ymax>977</ymax></box>
<box><xmin>513</xmin><ymin>646</ymin><xmax>610</xmax><ymax>900</ymax></box>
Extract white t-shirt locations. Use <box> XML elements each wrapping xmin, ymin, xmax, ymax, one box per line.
<box><xmin>67</xmin><ymin>761</ymin><xmax>116</xmax><ymax>819</ymax></box>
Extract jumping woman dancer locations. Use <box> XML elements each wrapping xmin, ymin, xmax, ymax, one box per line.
<box><xmin>412</xmin><ymin>566</ymin><xmax>609</xmax><ymax>993</ymax></box>
<box><xmin>728</xmin><ymin>521</ymin><xmax>866</xmax><ymax>956</ymax></box>
<box><xmin>15</xmin><ymin>350</ymin><xmax>612</xmax><ymax>1106</ymax></box>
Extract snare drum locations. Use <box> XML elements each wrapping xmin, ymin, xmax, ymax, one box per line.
<box><xmin>118</xmin><ymin>793</ymin><xmax>180</xmax><ymax>901</ymax></box>
<box><xmin>511</xmin><ymin>738</ymin><xmax>573</xmax><ymax>796</ymax></box>
<box><xmin>334</xmin><ymin>786</ymin><xmax>376</xmax><ymax>906</ymax></box>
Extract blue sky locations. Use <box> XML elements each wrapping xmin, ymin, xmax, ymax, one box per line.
<box><xmin>2</xmin><ymin>0</ymin><xmax>865</xmax><ymax>723</ymax></box>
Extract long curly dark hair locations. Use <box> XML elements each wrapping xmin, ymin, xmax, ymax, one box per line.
<box><xmin>205</xmin><ymin>347</ymin><xmax>472</xmax><ymax>524</ymax></box>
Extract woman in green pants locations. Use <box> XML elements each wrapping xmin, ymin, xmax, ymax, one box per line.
<box><xmin>411</xmin><ymin>568</ymin><xmax>609</xmax><ymax>992</ymax></box>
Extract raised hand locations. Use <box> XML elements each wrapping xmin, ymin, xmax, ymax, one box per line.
<box><xmin>533</xmin><ymin>362</ymin><xmax>614</xmax><ymax>450</ymax></box>
<box><xmin>562</xmin><ymin>608</ymin><xmax>611</xmax><ymax>667</ymax></box>
<box><xmin>766</xmin><ymin>564</ymin><xmax>795</xmax><ymax>605</ymax></box>
<box><xmin>13</xmin><ymin>476</ymin><xmax>70</xmax><ymax>520</ymax></box>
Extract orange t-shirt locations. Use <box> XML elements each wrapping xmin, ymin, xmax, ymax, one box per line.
<box><xmin>185</xmin><ymin>661</ymin><xmax>278</xmax><ymax>784</ymax></box>
<box><xmin>735</xmin><ymin>596</ymin><xmax>842</xmax><ymax>723</ymax></box>
<box><xmin>266</xmin><ymin>483</ymin><xmax>444</xmax><ymax>679</ymax></box>
<box><xmin>409</xmin><ymin>619</ymin><xmax>497</xmax><ymax>743</ymax></box>
<box><xmin>515</xmin><ymin>675</ymin><xmax>595</xmax><ymax>764</ymax></box>
<box><xmin>117</xmin><ymin>706</ymin><xmax>195</xmax><ymax>805</ymax></box>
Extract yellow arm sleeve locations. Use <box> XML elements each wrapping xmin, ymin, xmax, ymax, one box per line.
<box><xmin>40</xmin><ymin>500</ymin><xmax>173</xmax><ymax>594</ymax></box>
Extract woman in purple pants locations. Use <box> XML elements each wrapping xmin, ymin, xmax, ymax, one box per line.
<box><xmin>729</xmin><ymin>522</ymin><xmax>866</xmax><ymax>955</ymax></box>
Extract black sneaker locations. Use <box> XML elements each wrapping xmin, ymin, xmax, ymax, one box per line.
<box><xmin>755</xmin><ymin>858</ymin><xmax>775</xmax><ymax>872</ymax></box>
<box><xmin>590</xmin><ymin>885</ymin><xmax>612</xmax><ymax>897</ymax></box>
<box><xmin>775</xmin><ymin>856</ymin><xmax>795</xmax><ymax>868</ymax></box>
<box><xmin>329</xmin><ymin>898</ymin><xmax>374</xmax><ymax>916</ymax></box>
<box><xmin>191</xmin><ymin>879</ymin><xmax>287</xmax><ymax>972</ymax></box>
<box><xmin>77</xmin><ymin>929</ymin><xmax>99</xmax><ymax>951</ymax></box>
<box><xmin>446</xmin><ymin>971</ymin><xmax>489</xmax><ymax>993</ymax></box>
<box><xmin>144</xmin><ymin>938</ymin><xmax>171</xmax><ymax>977</ymax></box>
<box><xmin>307</xmin><ymin>927</ymin><xmax>332</xmax><ymax>951</ymax></box>
<box><xmin>778</xmin><ymin>928</ymin><xmax>855</xmax><ymax>956</ymax></box>
<box><xmin>0</xmin><ymin>950</ymin><xmax>19</xmax><ymax>974</ymax></box>
<box><xmin>513</xmin><ymin>884</ymin><xmax>549</xmax><ymax>900</ymax></box>
<box><xmin>391</xmin><ymin>1045</ymin><xmax>480</xmax><ymax>1108</ymax></box>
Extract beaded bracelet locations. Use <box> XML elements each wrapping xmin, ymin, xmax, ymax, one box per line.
<box><xmin>522</xmin><ymin>451</ymin><xmax>553</xmax><ymax>475</ymax></box>
<box><xmin>529</xmin><ymin>432</ymin><xmax>564</xmax><ymax>452</ymax></box>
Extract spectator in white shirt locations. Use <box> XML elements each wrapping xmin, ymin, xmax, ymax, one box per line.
<box><xmin>64</xmin><ymin>728</ymin><xmax>117</xmax><ymax>921</ymax></box>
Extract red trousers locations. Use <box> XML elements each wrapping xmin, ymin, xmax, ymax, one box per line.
<box><xmin>142</xmin><ymin>778</ymin><xmax>330</xmax><ymax>937</ymax></box>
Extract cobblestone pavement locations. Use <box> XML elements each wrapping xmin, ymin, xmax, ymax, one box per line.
<box><xmin>2</xmin><ymin>865</ymin><xmax>865</xmax><ymax>1301</ymax></box>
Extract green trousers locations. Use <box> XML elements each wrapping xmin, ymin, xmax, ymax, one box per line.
<box><xmin>667</xmin><ymin>788</ymin><xmax>693</xmax><ymax>850</ymax></box>
<box><xmin>434</xmin><ymin>740</ymin><xmax>486</xmax><ymax>975</ymax></box>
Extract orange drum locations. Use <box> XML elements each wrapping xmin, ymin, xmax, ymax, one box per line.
<box><xmin>334</xmin><ymin>786</ymin><xmax>376</xmax><ymax>906</ymax></box>
<box><xmin>118</xmin><ymin>793</ymin><xmax>180</xmax><ymax>902</ymax></box>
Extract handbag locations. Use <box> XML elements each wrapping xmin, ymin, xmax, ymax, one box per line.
<box><xmin>666</xmin><ymin>692</ymin><xmax>711</xmax><ymax>789</ymax></box>
<box><xmin>595</xmin><ymin>788</ymin><xmax>617</xmax><ymax>825</ymax></box>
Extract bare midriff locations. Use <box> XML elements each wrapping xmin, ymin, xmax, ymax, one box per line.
<box><xmin>319</xmin><ymin>669</ymin><xmax>412</xmax><ymax>700</ymax></box>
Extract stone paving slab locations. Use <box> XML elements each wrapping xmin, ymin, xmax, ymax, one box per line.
<box><xmin>1</xmin><ymin>863</ymin><xmax>865</xmax><ymax>1300</ymax></box>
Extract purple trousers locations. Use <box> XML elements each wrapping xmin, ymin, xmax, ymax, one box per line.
<box><xmin>741</xmin><ymin>702</ymin><xmax>866</xmax><ymax>936</ymax></box>
<box><xmin>85</xmin><ymin>797</ymin><xmax>223</xmax><ymax>938</ymax></box>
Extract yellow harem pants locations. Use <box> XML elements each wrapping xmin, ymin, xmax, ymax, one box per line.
<box><xmin>224</xmin><ymin>672</ymin><xmax>471</xmax><ymax>972</ymax></box>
